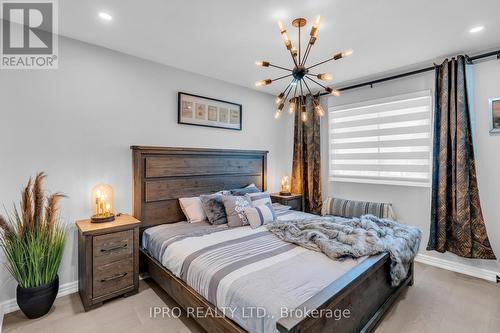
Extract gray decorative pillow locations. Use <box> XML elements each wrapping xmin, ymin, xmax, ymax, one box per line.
<box><xmin>200</xmin><ymin>194</ymin><xmax>227</xmax><ymax>225</ymax></box>
<box><xmin>230</xmin><ymin>184</ymin><xmax>260</xmax><ymax>196</ymax></box>
<box><xmin>222</xmin><ymin>195</ymin><xmax>252</xmax><ymax>227</ymax></box>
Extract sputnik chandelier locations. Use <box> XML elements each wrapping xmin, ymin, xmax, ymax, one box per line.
<box><xmin>255</xmin><ymin>16</ymin><xmax>353</xmax><ymax>121</ymax></box>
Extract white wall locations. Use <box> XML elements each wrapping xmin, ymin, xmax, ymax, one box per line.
<box><xmin>323</xmin><ymin>60</ymin><xmax>500</xmax><ymax>273</ymax></box>
<box><xmin>0</xmin><ymin>37</ymin><xmax>294</xmax><ymax>303</ymax></box>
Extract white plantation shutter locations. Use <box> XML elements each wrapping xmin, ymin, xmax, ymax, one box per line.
<box><xmin>329</xmin><ymin>91</ymin><xmax>432</xmax><ymax>187</ymax></box>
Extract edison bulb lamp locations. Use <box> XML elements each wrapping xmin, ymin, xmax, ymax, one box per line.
<box><xmin>91</xmin><ymin>184</ymin><xmax>115</xmax><ymax>223</ymax></box>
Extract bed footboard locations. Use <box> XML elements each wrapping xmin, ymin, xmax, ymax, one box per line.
<box><xmin>142</xmin><ymin>249</ymin><xmax>412</xmax><ymax>333</ymax></box>
<box><xmin>276</xmin><ymin>254</ymin><xmax>413</xmax><ymax>333</ymax></box>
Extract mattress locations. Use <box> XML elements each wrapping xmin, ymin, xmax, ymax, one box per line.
<box><xmin>142</xmin><ymin>209</ymin><xmax>365</xmax><ymax>333</ymax></box>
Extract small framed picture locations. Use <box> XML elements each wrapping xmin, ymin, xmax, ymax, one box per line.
<box><xmin>178</xmin><ymin>92</ymin><xmax>242</xmax><ymax>130</ymax></box>
<box><xmin>490</xmin><ymin>98</ymin><xmax>500</xmax><ymax>134</ymax></box>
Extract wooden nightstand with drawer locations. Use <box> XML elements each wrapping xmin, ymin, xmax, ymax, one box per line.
<box><xmin>76</xmin><ymin>214</ymin><xmax>141</xmax><ymax>311</ymax></box>
<box><xmin>270</xmin><ymin>193</ymin><xmax>303</xmax><ymax>211</ymax></box>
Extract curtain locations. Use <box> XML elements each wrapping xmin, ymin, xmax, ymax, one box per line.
<box><xmin>291</xmin><ymin>96</ymin><xmax>322</xmax><ymax>214</ymax></box>
<box><xmin>427</xmin><ymin>56</ymin><xmax>496</xmax><ymax>259</ymax></box>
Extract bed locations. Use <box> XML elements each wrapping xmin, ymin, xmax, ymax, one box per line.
<box><xmin>131</xmin><ymin>146</ymin><xmax>414</xmax><ymax>333</ymax></box>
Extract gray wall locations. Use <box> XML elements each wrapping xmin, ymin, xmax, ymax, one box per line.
<box><xmin>0</xmin><ymin>37</ymin><xmax>294</xmax><ymax>303</ymax></box>
<box><xmin>323</xmin><ymin>59</ymin><xmax>500</xmax><ymax>273</ymax></box>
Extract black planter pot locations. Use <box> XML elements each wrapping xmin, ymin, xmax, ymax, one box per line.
<box><xmin>16</xmin><ymin>275</ymin><xmax>59</xmax><ymax>319</ymax></box>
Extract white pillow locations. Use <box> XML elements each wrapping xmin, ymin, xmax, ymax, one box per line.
<box><xmin>245</xmin><ymin>192</ymin><xmax>272</xmax><ymax>207</ymax></box>
<box><xmin>179</xmin><ymin>197</ymin><xmax>207</xmax><ymax>223</ymax></box>
<box><xmin>243</xmin><ymin>203</ymin><xmax>276</xmax><ymax>229</ymax></box>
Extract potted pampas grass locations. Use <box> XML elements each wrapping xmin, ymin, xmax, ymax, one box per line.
<box><xmin>0</xmin><ymin>172</ymin><xmax>66</xmax><ymax>319</ymax></box>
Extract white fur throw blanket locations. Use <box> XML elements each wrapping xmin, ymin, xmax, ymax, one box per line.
<box><xmin>267</xmin><ymin>215</ymin><xmax>421</xmax><ymax>286</ymax></box>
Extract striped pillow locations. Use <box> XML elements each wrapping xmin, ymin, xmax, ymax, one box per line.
<box><xmin>321</xmin><ymin>197</ymin><xmax>396</xmax><ymax>220</ymax></box>
<box><xmin>245</xmin><ymin>192</ymin><xmax>272</xmax><ymax>207</ymax></box>
<box><xmin>244</xmin><ymin>203</ymin><xmax>277</xmax><ymax>228</ymax></box>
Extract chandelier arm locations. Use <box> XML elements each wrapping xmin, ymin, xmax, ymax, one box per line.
<box><xmin>283</xmin><ymin>80</ymin><xmax>295</xmax><ymax>101</ymax></box>
<box><xmin>269</xmin><ymin>63</ymin><xmax>293</xmax><ymax>72</ymax></box>
<box><xmin>302</xmin><ymin>78</ymin><xmax>313</xmax><ymax>96</ymax></box>
<box><xmin>305</xmin><ymin>76</ymin><xmax>328</xmax><ymax>89</ymax></box>
<box><xmin>272</xmin><ymin>73</ymin><xmax>294</xmax><ymax>82</ymax></box>
<box><xmin>299</xmin><ymin>80</ymin><xmax>305</xmax><ymax>98</ymax></box>
<box><xmin>301</xmin><ymin>43</ymin><xmax>313</xmax><ymax>66</ymax></box>
<box><xmin>306</xmin><ymin>57</ymin><xmax>335</xmax><ymax>70</ymax></box>
<box><xmin>298</xmin><ymin>24</ymin><xmax>301</xmax><ymax>64</ymax></box>
<box><xmin>293</xmin><ymin>81</ymin><xmax>298</xmax><ymax>99</ymax></box>
<box><xmin>285</xmin><ymin>80</ymin><xmax>296</xmax><ymax>95</ymax></box>
<box><xmin>279</xmin><ymin>80</ymin><xmax>293</xmax><ymax>98</ymax></box>
<box><xmin>289</xmin><ymin>49</ymin><xmax>299</xmax><ymax>67</ymax></box>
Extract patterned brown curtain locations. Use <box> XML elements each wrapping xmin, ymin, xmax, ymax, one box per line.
<box><xmin>291</xmin><ymin>96</ymin><xmax>322</xmax><ymax>214</ymax></box>
<box><xmin>427</xmin><ymin>56</ymin><xmax>496</xmax><ymax>259</ymax></box>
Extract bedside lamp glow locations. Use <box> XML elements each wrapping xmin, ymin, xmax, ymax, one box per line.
<box><xmin>91</xmin><ymin>184</ymin><xmax>115</xmax><ymax>223</ymax></box>
<box><xmin>280</xmin><ymin>175</ymin><xmax>291</xmax><ymax>196</ymax></box>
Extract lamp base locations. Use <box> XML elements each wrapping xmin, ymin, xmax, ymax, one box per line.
<box><xmin>91</xmin><ymin>213</ymin><xmax>115</xmax><ymax>223</ymax></box>
<box><xmin>279</xmin><ymin>191</ymin><xmax>292</xmax><ymax>196</ymax></box>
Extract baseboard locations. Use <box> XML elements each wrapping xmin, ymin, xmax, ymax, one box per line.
<box><xmin>1</xmin><ymin>280</ymin><xmax>78</xmax><ymax>315</ymax></box>
<box><xmin>415</xmin><ymin>253</ymin><xmax>499</xmax><ymax>282</ymax></box>
<box><xmin>1</xmin><ymin>275</ymin><xmax>150</xmax><ymax>315</ymax></box>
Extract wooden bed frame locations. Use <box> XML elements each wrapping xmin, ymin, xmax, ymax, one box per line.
<box><xmin>131</xmin><ymin>146</ymin><xmax>413</xmax><ymax>333</ymax></box>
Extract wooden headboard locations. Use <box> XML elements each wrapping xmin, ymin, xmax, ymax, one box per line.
<box><xmin>131</xmin><ymin>146</ymin><xmax>268</xmax><ymax>230</ymax></box>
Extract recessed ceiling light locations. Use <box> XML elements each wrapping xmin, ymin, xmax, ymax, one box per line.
<box><xmin>469</xmin><ymin>26</ymin><xmax>484</xmax><ymax>33</ymax></box>
<box><xmin>98</xmin><ymin>12</ymin><xmax>113</xmax><ymax>21</ymax></box>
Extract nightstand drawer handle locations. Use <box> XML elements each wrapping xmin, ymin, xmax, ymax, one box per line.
<box><xmin>100</xmin><ymin>272</ymin><xmax>128</xmax><ymax>282</ymax></box>
<box><xmin>100</xmin><ymin>244</ymin><xmax>127</xmax><ymax>252</ymax></box>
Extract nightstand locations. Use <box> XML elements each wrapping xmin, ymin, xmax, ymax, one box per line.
<box><xmin>76</xmin><ymin>214</ymin><xmax>141</xmax><ymax>311</ymax></box>
<box><xmin>270</xmin><ymin>193</ymin><xmax>303</xmax><ymax>211</ymax></box>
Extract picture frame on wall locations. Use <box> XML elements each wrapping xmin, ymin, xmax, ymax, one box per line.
<box><xmin>490</xmin><ymin>97</ymin><xmax>500</xmax><ymax>134</ymax></box>
<box><xmin>178</xmin><ymin>92</ymin><xmax>242</xmax><ymax>130</ymax></box>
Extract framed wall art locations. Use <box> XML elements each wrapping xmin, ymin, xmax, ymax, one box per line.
<box><xmin>178</xmin><ymin>92</ymin><xmax>242</xmax><ymax>130</ymax></box>
<box><xmin>490</xmin><ymin>97</ymin><xmax>500</xmax><ymax>134</ymax></box>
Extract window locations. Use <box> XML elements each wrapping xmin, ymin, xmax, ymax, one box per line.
<box><xmin>328</xmin><ymin>91</ymin><xmax>432</xmax><ymax>187</ymax></box>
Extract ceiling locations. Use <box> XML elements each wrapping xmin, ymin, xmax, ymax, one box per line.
<box><xmin>56</xmin><ymin>0</ymin><xmax>500</xmax><ymax>95</ymax></box>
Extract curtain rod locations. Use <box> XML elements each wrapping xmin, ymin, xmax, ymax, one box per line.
<box><xmin>320</xmin><ymin>49</ymin><xmax>500</xmax><ymax>96</ymax></box>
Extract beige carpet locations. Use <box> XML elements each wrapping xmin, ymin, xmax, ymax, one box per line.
<box><xmin>3</xmin><ymin>262</ymin><xmax>500</xmax><ymax>333</ymax></box>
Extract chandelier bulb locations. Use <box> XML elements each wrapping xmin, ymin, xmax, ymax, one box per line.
<box><xmin>255</xmin><ymin>61</ymin><xmax>270</xmax><ymax>67</ymax></box>
<box><xmin>317</xmin><ymin>73</ymin><xmax>332</xmax><ymax>81</ymax></box>
<box><xmin>288</xmin><ymin>98</ymin><xmax>297</xmax><ymax>114</ymax></box>
<box><xmin>314</xmin><ymin>16</ymin><xmax>321</xmax><ymax>27</ymax></box>
<box><xmin>310</xmin><ymin>15</ymin><xmax>321</xmax><ymax>38</ymax></box>
<box><xmin>325</xmin><ymin>87</ymin><xmax>341</xmax><ymax>96</ymax></box>
<box><xmin>278</xmin><ymin>21</ymin><xmax>285</xmax><ymax>33</ymax></box>
<box><xmin>342</xmin><ymin>49</ymin><xmax>354</xmax><ymax>57</ymax></box>
<box><xmin>255</xmin><ymin>79</ymin><xmax>272</xmax><ymax>87</ymax></box>
<box><xmin>313</xmin><ymin>99</ymin><xmax>325</xmax><ymax>117</ymax></box>
<box><xmin>316</xmin><ymin>106</ymin><xmax>325</xmax><ymax>117</ymax></box>
<box><xmin>301</xmin><ymin>111</ymin><xmax>308</xmax><ymax>122</ymax></box>
<box><xmin>275</xmin><ymin>92</ymin><xmax>285</xmax><ymax>104</ymax></box>
<box><xmin>274</xmin><ymin>110</ymin><xmax>282</xmax><ymax>119</ymax></box>
<box><xmin>334</xmin><ymin>49</ymin><xmax>354</xmax><ymax>60</ymax></box>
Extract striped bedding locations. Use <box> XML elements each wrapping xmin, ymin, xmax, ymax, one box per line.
<box><xmin>142</xmin><ymin>209</ymin><xmax>364</xmax><ymax>333</ymax></box>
